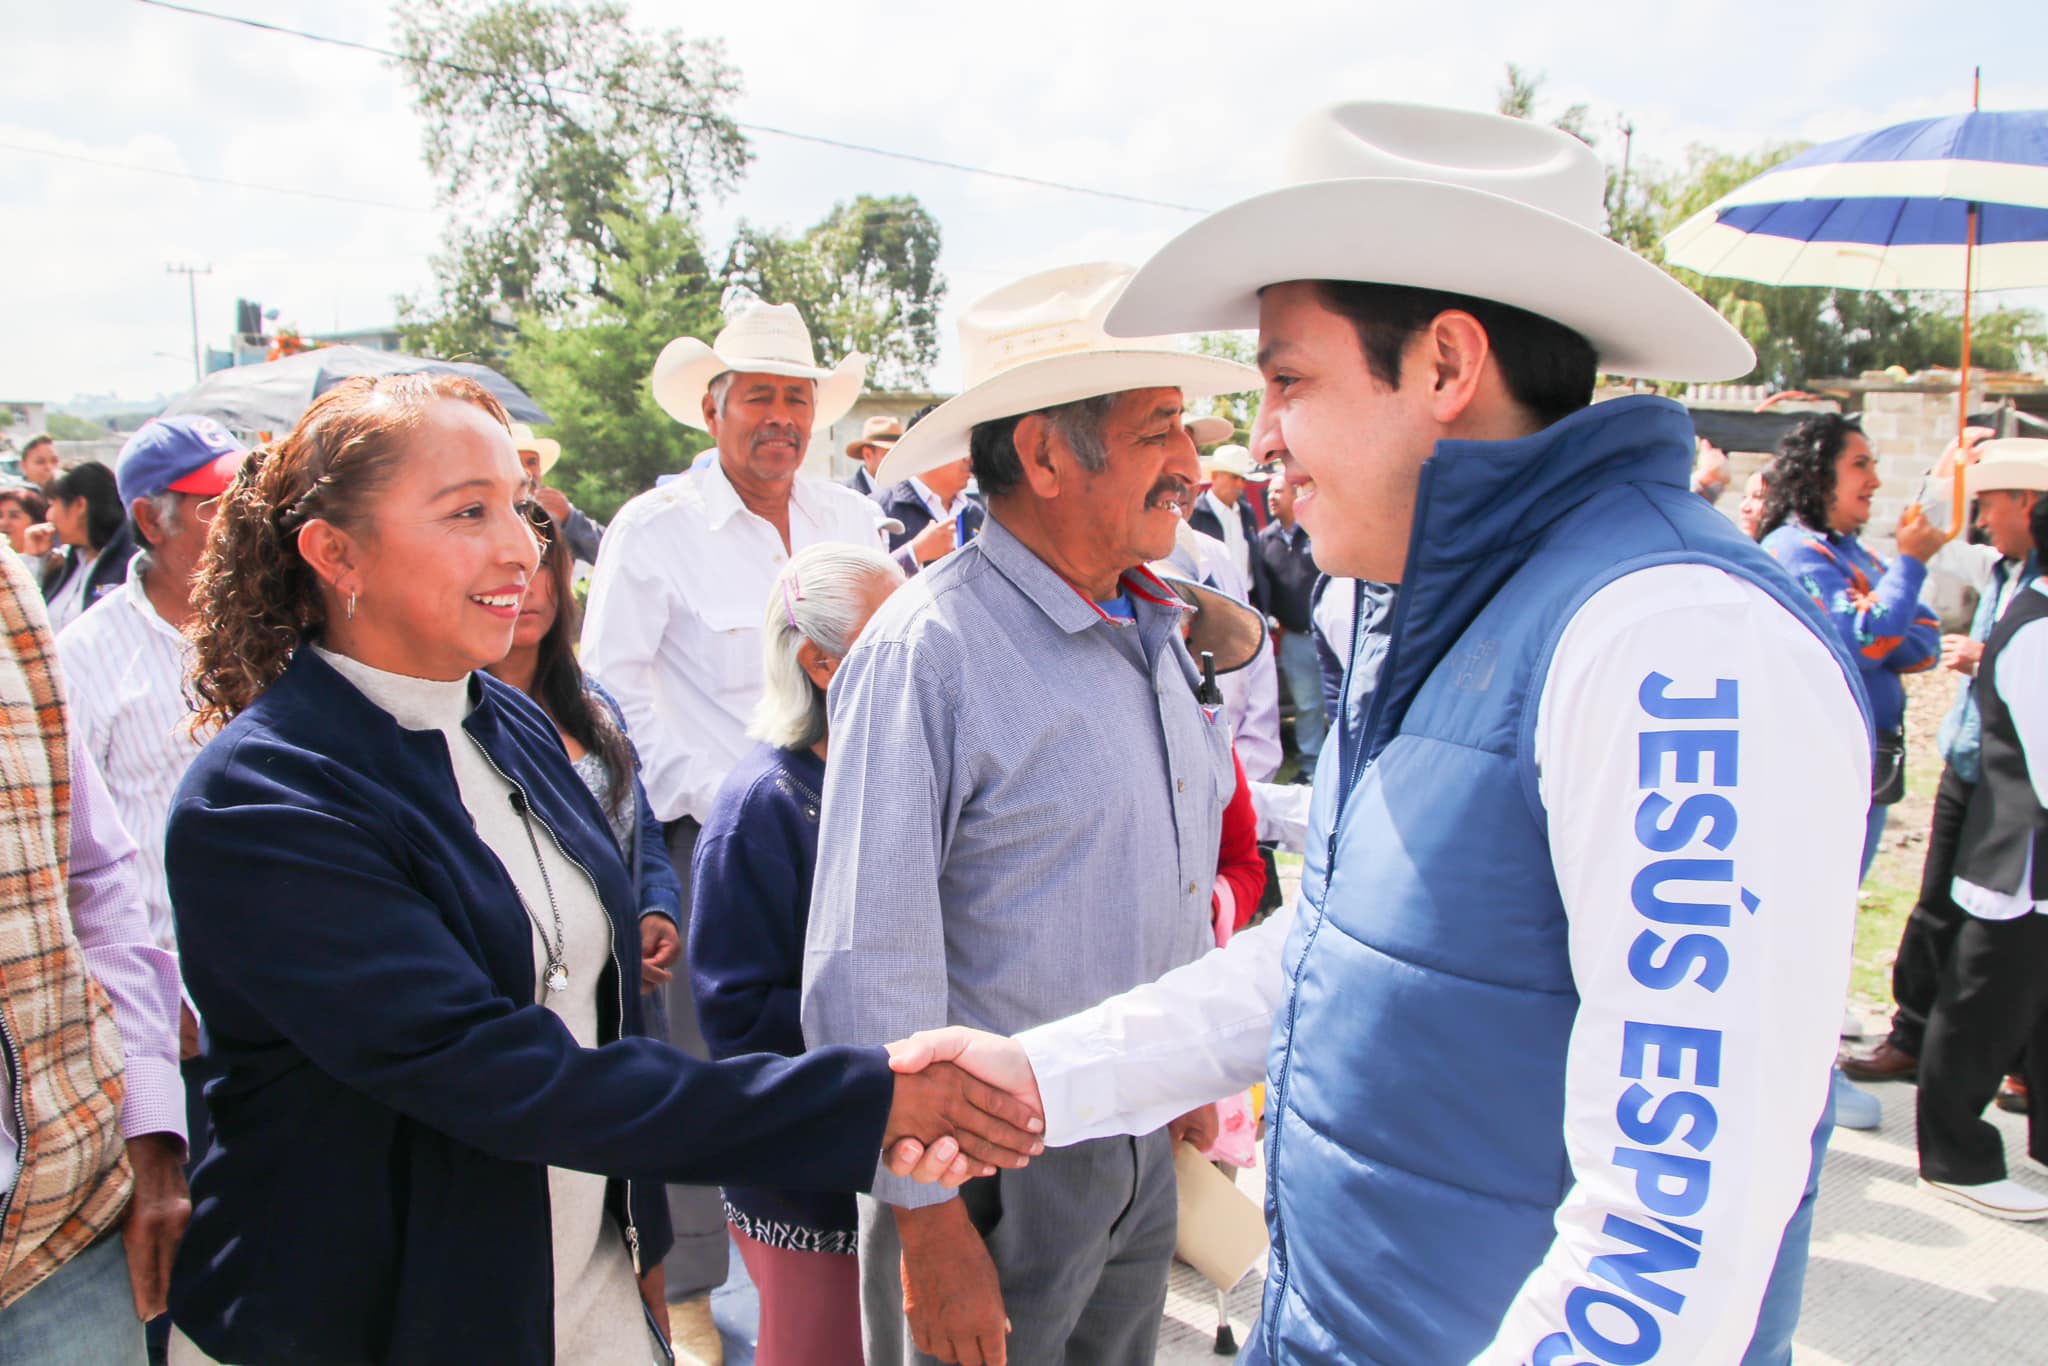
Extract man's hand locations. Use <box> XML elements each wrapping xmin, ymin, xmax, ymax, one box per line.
<box><xmin>1931</xmin><ymin>425</ymin><xmax>1997</xmax><ymax>481</ymax></box>
<box><xmin>1167</xmin><ymin>1102</ymin><xmax>1220</xmax><ymax>1153</ymax></box>
<box><xmin>884</xmin><ymin>1028</ymin><xmax>1045</xmax><ymax>1180</ymax></box>
<box><xmin>882</xmin><ymin>1036</ymin><xmax>1043</xmax><ymax>1182</ymax></box>
<box><xmin>1895</xmin><ymin>503</ymin><xmax>1950</xmax><ymax>564</ymax></box>
<box><xmin>638</xmin><ymin>1264</ymin><xmax>670</xmax><ymax>1349</ymax></box>
<box><xmin>898</xmin><ymin>1201</ymin><xmax>1010</xmax><ymax>1366</ymax></box>
<box><xmin>120</xmin><ymin>1132</ymin><xmax>190</xmax><ymax>1321</ymax></box>
<box><xmin>638</xmin><ymin>913</ymin><xmax>680</xmax><ymax>990</ymax></box>
<box><xmin>909</xmin><ymin>517</ymin><xmax>957</xmax><ymax>566</ymax></box>
<box><xmin>177</xmin><ymin>1003</ymin><xmax>201</xmax><ymax>1063</ymax></box>
<box><xmin>533</xmin><ymin>485</ymin><xmax>573</xmax><ymax>524</ymax></box>
<box><xmin>1942</xmin><ymin>633</ymin><xmax>1985</xmax><ymax>676</ymax></box>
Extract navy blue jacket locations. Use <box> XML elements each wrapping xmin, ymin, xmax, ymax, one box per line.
<box><xmin>165</xmin><ymin>649</ymin><xmax>894</xmax><ymax>1365</ymax></box>
<box><xmin>41</xmin><ymin>519</ymin><xmax>137</xmax><ymax>614</ymax></box>
<box><xmin>690</xmin><ymin>742</ymin><xmax>857</xmax><ymax>1245</ymax></box>
<box><xmin>875</xmin><ymin>480</ymin><xmax>985</xmax><ymax>556</ymax></box>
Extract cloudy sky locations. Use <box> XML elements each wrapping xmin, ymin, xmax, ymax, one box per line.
<box><xmin>4</xmin><ymin>0</ymin><xmax>2044</xmax><ymax>407</ymax></box>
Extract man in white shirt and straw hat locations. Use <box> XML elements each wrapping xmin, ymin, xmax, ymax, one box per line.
<box><xmin>581</xmin><ymin>300</ymin><xmax>883</xmax><ymax>1358</ymax></box>
<box><xmin>893</xmin><ymin>103</ymin><xmax>1878</xmax><ymax>1364</ymax></box>
<box><xmin>802</xmin><ymin>261</ymin><xmax>1258</xmax><ymax>1366</ymax></box>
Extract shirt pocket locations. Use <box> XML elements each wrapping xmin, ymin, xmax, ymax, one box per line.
<box><xmin>694</xmin><ymin>596</ymin><xmax>766</xmax><ymax>707</ymax></box>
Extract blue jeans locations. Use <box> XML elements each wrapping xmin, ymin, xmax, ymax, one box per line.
<box><xmin>0</xmin><ymin>1232</ymin><xmax>146</xmax><ymax>1366</ymax></box>
<box><xmin>1860</xmin><ymin>802</ymin><xmax>1889</xmax><ymax>883</ymax></box>
<box><xmin>1278</xmin><ymin>630</ymin><xmax>1327</xmax><ymax>760</ymax></box>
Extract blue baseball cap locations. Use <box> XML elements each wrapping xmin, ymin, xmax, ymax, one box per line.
<box><xmin>117</xmin><ymin>416</ymin><xmax>249</xmax><ymax>507</ymax></box>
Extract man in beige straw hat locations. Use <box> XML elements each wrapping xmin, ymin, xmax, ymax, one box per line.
<box><xmin>510</xmin><ymin>423</ymin><xmax>606</xmax><ymax>565</ymax></box>
<box><xmin>581</xmin><ymin>300</ymin><xmax>884</xmax><ymax>1360</ymax></box>
<box><xmin>845</xmin><ymin>415</ymin><xmax>903</xmax><ymax>496</ymax></box>
<box><xmin>1848</xmin><ymin>439</ymin><xmax>2046</xmax><ymax>1101</ymax></box>
<box><xmin>894</xmin><ymin>101</ymin><xmax>1879</xmax><ymax>1364</ymax></box>
<box><xmin>802</xmin><ymin>261</ymin><xmax>1258</xmax><ymax>1366</ymax></box>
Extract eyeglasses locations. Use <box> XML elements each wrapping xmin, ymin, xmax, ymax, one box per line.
<box><xmin>519</xmin><ymin>501</ymin><xmax>555</xmax><ymax>565</ymax></box>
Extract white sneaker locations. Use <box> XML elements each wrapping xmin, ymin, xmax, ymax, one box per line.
<box><xmin>1920</xmin><ymin>1176</ymin><xmax>2048</xmax><ymax>1222</ymax></box>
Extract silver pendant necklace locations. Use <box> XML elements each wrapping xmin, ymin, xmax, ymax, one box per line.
<box><xmin>508</xmin><ymin>789</ymin><xmax>569</xmax><ymax>995</ymax></box>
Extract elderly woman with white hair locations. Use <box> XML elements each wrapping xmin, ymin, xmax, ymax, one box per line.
<box><xmin>687</xmin><ymin>541</ymin><xmax>905</xmax><ymax>1365</ymax></box>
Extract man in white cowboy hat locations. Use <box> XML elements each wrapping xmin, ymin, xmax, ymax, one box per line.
<box><xmin>801</xmin><ymin>261</ymin><xmax>1258</xmax><ymax>1366</ymax></box>
<box><xmin>580</xmin><ymin>300</ymin><xmax>882</xmax><ymax>1358</ymax></box>
<box><xmin>1848</xmin><ymin>438</ymin><xmax>2046</xmax><ymax>1095</ymax></box>
<box><xmin>510</xmin><ymin>423</ymin><xmax>606</xmax><ymax>565</ymax></box>
<box><xmin>895</xmin><ymin>102</ymin><xmax>1877</xmax><ymax>1364</ymax></box>
<box><xmin>1188</xmin><ymin>443</ymin><xmax>1268</xmax><ymax>598</ymax></box>
<box><xmin>845</xmin><ymin>415</ymin><xmax>903</xmax><ymax>495</ymax></box>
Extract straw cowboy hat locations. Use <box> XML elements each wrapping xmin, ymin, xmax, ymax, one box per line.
<box><xmin>1201</xmin><ymin>444</ymin><xmax>1269</xmax><ymax>482</ymax></box>
<box><xmin>1185</xmin><ymin>414</ymin><xmax>1235</xmax><ymax>448</ymax></box>
<box><xmin>651</xmin><ymin>302</ymin><xmax>867</xmax><ymax>433</ymax></box>
<box><xmin>1964</xmin><ymin>438</ymin><xmax>2048</xmax><ymax>496</ymax></box>
<box><xmin>1148</xmin><ymin>521</ymin><xmax>1267</xmax><ymax>674</ymax></box>
<box><xmin>509</xmin><ymin>423</ymin><xmax>560</xmax><ymax>478</ymax></box>
<box><xmin>876</xmin><ymin>262</ymin><xmax>1261</xmax><ymax>486</ymax></box>
<box><xmin>845</xmin><ymin>415</ymin><xmax>903</xmax><ymax>458</ymax></box>
<box><xmin>1104</xmin><ymin>102</ymin><xmax>1755</xmax><ymax>383</ymax></box>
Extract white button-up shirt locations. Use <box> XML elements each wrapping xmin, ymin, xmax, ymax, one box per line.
<box><xmin>580</xmin><ymin>458</ymin><xmax>888</xmax><ymax>825</ymax></box>
<box><xmin>1953</xmin><ymin>580</ymin><xmax>2048</xmax><ymax>919</ymax></box>
<box><xmin>56</xmin><ymin>558</ymin><xmax>206</xmax><ymax>953</ymax></box>
<box><xmin>1198</xmin><ymin>489</ymin><xmax>1251</xmax><ymax>580</ymax></box>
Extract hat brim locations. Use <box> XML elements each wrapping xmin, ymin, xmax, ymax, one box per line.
<box><xmin>1148</xmin><ymin>573</ymin><xmax>1267</xmax><ymax>675</ymax></box>
<box><xmin>1103</xmin><ymin>178</ymin><xmax>1755</xmax><ymax>383</ymax></box>
<box><xmin>877</xmin><ymin>351</ymin><xmax>1260</xmax><ymax>486</ymax></box>
<box><xmin>651</xmin><ymin>337</ymin><xmax>868</xmax><ymax>434</ymax></box>
<box><xmin>1185</xmin><ymin>414</ymin><xmax>1235</xmax><ymax>448</ymax></box>
<box><xmin>1965</xmin><ymin>464</ymin><xmax>2048</xmax><ymax>496</ymax></box>
<box><xmin>519</xmin><ymin>438</ymin><xmax>562</xmax><ymax>477</ymax></box>
<box><xmin>845</xmin><ymin>434</ymin><xmax>901</xmax><ymax>457</ymax></box>
<box><xmin>164</xmin><ymin>450</ymin><xmax>250</xmax><ymax>498</ymax></box>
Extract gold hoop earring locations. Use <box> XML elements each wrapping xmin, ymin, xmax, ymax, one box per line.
<box><xmin>346</xmin><ymin>591</ymin><xmax>357</xmax><ymax>622</ymax></box>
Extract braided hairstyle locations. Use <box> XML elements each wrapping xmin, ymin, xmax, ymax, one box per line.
<box><xmin>1758</xmin><ymin>413</ymin><xmax>1862</xmax><ymax>540</ymax></box>
<box><xmin>188</xmin><ymin>373</ymin><xmax>510</xmax><ymax>727</ymax></box>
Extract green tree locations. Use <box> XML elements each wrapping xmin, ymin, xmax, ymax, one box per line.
<box><xmin>42</xmin><ymin>414</ymin><xmax>109</xmax><ymax>441</ymax></box>
<box><xmin>508</xmin><ymin>207</ymin><xmax>723</xmax><ymax>520</ymax></box>
<box><xmin>1184</xmin><ymin>332</ymin><xmax>1259</xmax><ymax>438</ymax></box>
<box><xmin>722</xmin><ymin>195</ymin><xmax>946</xmax><ymax>388</ymax></box>
<box><xmin>394</xmin><ymin>0</ymin><xmax>749</xmax><ymax>361</ymax></box>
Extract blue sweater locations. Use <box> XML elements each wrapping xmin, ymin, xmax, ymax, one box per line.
<box><xmin>689</xmin><ymin>742</ymin><xmax>857</xmax><ymax>1247</ymax></box>
<box><xmin>165</xmin><ymin>649</ymin><xmax>894</xmax><ymax>1365</ymax></box>
<box><xmin>1761</xmin><ymin>520</ymin><xmax>1938</xmax><ymax>733</ymax></box>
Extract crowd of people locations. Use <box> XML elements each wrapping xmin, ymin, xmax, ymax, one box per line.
<box><xmin>2</xmin><ymin>96</ymin><xmax>2044</xmax><ymax>1366</ymax></box>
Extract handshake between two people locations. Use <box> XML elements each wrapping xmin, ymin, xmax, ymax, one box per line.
<box><xmin>878</xmin><ymin>1027</ymin><xmax>1045</xmax><ymax>1187</ymax></box>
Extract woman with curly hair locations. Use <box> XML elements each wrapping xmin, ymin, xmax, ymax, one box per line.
<box><xmin>159</xmin><ymin>373</ymin><xmax>1043</xmax><ymax>1366</ymax></box>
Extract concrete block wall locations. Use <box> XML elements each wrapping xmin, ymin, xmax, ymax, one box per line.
<box><xmin>1855</xmin><ymin>388</ymin><xmax>1979</xmax><ymax>557</ymax></box>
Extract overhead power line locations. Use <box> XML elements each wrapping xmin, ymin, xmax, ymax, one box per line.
<box><xmin>0</xmin><ymin>139</ymin><xmax>434</xmax><ymax>212</ymax></box>
<box><xmin>132</xmin><ymin>0</ymin><xmax>1207</xmax><ymax>215</ymax></box>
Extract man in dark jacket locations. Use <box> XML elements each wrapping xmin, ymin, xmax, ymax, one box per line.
<box><xmin>1256</xmin><ymin>475</ymin><xmax>1327</xmax><ymax>762</ymax></box>
<box><xmin>874</xmin><ymin>453</ymin><xmax>984</xmax><ymax>576</ymax></box>
<box><xmin>1188</xmin><ymin>444</ymin><xmax>1268</xmax><ymax>611</ymax></box>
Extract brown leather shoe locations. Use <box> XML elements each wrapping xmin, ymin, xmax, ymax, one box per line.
<box><xmin>1997</xmin><ymin>1075</ymin><xmax>2029</xmax><ymax>1114</ymax></box>
<box><xmin>1841</xmin><ymin>1041</ymin><xmax>1918</xmax><ymax>1082</ymax></box>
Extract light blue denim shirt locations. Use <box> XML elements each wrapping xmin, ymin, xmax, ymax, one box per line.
<box><xmin>801</xmin><ymin>514</ymin><xmax>1231</xmax><ymax>1208</ymax></box>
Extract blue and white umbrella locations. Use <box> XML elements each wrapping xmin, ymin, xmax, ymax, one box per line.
<box><xmin>1664</xmin><ymin>105</ymin><xmax>2048</xmax><ymax>530</ymax></box>
<box><xmin>1663</xmin><ymin>109</ymin><xmax>2048</xmax><ymax>291</ymax></box>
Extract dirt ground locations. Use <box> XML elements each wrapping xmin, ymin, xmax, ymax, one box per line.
<box><xmin>1849</xmin><ymin>666</ymin><xmax>1962</xmax><ymax>1009</ymax></box>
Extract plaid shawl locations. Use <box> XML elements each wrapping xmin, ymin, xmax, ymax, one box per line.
<box><xmin>0</xmin><ymin>548</ymin><xmax>131</xmax><ymax>1308</ymax></box>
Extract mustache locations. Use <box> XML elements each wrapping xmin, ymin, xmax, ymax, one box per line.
<box><xmin>1145</xmin><ymin>475</ymin><xmax>1192</xmax><ymax>508</ymax></box>
<box><xmin>750</xmin><ymin>424</ymin><xmax>805</xmax><ymax>448</ymax></box>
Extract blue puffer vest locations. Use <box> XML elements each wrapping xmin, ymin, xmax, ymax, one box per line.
<box><xmin>1254</xmin><ymin>397</ymin><xmax>1869</xmax><ymax>1364</ymax></box>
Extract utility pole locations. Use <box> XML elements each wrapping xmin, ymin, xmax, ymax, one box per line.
<box><xmin>1616</xmin><ymin>116</ymin><xmax>1637</xmax><ymax>230</ymax></box>
<box><xmin>166</xmin><ymin>263</ymin><xmax>212</xmax><ymax>383</ymax></box>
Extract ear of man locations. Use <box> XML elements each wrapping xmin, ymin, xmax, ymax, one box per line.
<box><xmin>1417</xmin><ymin>310</ymin><xmax>1542</xmax><ymax>439</ymax></box>
<box><xmin>130</xmin><ymin>496</ymin><xmax>170</xmax><ymax>551</ymax></box>
<box><xmin>1011</xmin><ymin>413</ymin><xmax>1067</xmax><ymax>500</ymax></box>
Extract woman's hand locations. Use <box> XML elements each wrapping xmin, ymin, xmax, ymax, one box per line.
<box><xmin>21</xmin><ymin>523</ymin><xmax>53</xmax><ymax>557</ymax></box>
<box><xmin>638</xmin><ymin>913</ymin><xmax>680</xmax><ymax>990</ymax></box>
